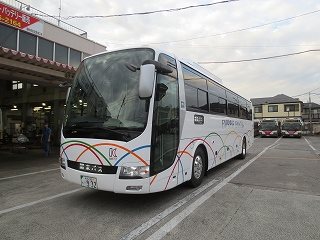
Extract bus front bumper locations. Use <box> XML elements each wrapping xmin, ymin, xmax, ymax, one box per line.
<box><xmin>60</xmin><ymin>166</ymin><xmax>150</xmax><ymax>194</ymax></box>
<box><xmin>281</xmin><ymin>131</ymin><xmax>301</xmax><ymax>137</ymax></box>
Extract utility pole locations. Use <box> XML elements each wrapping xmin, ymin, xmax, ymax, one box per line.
<box><xmin>309</xmin><ymin>92</ymin><xmax>312</xmax><ymax>134</ymax></box>
<box><xmin>58</xmin><ymin>0</ymin><xmax>62</xmax><ymax>26</ymax></box>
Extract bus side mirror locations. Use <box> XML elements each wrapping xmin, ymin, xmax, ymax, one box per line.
<box><xmin>139</xmin><ymin>64</ymin><xmax>156</xmax><ymax>98</ymax></box>
<box><xmin>138</xmin><ymin>60</ymin><xmax>173</xmax><ymax>98</ymax></box>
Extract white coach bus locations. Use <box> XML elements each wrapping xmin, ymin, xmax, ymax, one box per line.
<box><xmin>60</xmin><ymin>48</ymin><xmax>253</xmax><ymax>193</ymax></box>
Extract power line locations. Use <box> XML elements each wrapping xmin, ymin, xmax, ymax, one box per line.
<box><xmin>198</xmin><ymin>49</ymin><xmax>320</xmax><ymax>64</ymax></box>
<box><xmin>292</xmin><ymin>87</ymin><xmax>320</xmax><ymax>97</ymax></box>
<box><xmin>105</xmin><ymin>8</ymin><xmax>320</xmax><ymax>45</ymax></box>
<box><xmin>165</xmin><ymin>44</ymin><xmax>320</xmax><ymax>49</ymax></box>
<box><xmin>35</xmin><ymin>0</ymin><xmax>239</xmax><ymax>20</ymax></box>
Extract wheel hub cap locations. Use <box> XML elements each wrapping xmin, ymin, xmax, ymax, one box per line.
<box><xmin>194</xmin><ymin>156</ymin><xmax>203</xmax><ymax>179</ymax></box>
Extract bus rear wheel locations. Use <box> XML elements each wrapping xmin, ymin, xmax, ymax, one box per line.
<box><xmin>189</xmin><ymin>148</ymin><xmax>205</xmax><ymax>188</ymax></box>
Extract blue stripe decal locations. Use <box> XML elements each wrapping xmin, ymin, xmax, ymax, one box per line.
<box><xmin>115</xmin><ymin>145</ymin><xmax>151</xmax><ymax>166</ymax></box>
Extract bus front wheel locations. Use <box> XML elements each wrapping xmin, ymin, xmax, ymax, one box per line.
<box><xmin>189</xmin><ymin>148</ymin><xmax>205</xmax><ymax>188</ymax></box>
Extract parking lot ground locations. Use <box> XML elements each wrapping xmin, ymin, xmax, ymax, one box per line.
<box><xmin>0</xmin><ymin>147</ymin><xmax>60</xmax><ymax>178</ymax></box>
<box><xmin>0</xmin><ymin>137</ymin><xmax>319</xmax><ymax>240</ymax></box>
<box><xmin>153</xmin><ymin>137</ymin><xmax>320</xmax><ymax>240</ymax></box>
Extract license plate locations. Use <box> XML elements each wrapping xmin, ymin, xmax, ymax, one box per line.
<box><xmin>81</xmin><ymin>175</ymin><xmax>97</xmax><ymax>189</ymax></box>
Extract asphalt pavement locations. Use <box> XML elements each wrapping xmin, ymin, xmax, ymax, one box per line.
<box><xmin>0</xmin><ymin>137</ymin><xmax>319</xmax><ymax>240</ymax></box>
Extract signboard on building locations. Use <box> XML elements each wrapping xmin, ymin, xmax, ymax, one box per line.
<box><xmin>0</xmin><ymin>2</ymin><xmax>43</xmax><ymax>36</ymax></box>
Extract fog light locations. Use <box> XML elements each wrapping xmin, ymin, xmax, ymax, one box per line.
<box><xmin>119</xmin><ymin>166</ymin><xmax>149</xmax><ymax>179</ymax></box>
<box><xmin>126</xmin><ymin>186</ymin><xmax>143</xmax><ymax>191</ymax></box>
<box><xmin>60</xmin><ymin>157</ymin><xmax>66</xmax><ymax>169</ymax></box>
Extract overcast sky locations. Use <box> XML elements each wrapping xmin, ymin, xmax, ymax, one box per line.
<box><xmin>21</xmin><ymin>0</ymin><xmax>320</xmax><ymax>104</ymax></box>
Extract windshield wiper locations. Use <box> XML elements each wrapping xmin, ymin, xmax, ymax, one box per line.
<box><xmin>64</xmin><ymin>124</ymin><xmax>131</xmax><ymax>140</ymax></box>
<box><xmin>86</xmin><ymin>126</ymin><xmax>131</xmax><ymax>138</ymax></box>
<box><xmin>109</xmin><ymin>126</ymin><xmax>144</xmax><ymax>131</ymax></box>
<box><xmin>69</xmin><ymin>121</ymin><xmax>104</xmax><ymax>126</ymax></box>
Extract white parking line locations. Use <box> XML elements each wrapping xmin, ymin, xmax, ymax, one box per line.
<box><xmin>0</xmin><ymin>188</ymin><xmax>83</xmax><ymax>216</ymax></box>
<box><xmin>269</xmin><ymin>143</ymin><xmax>280</xmax><ymax>149</ymax></box>
<box><xmin>145</xmin><ymin>138</ymin><xmax>282</xmax><ymax>240</ymax></box>
<box><xmin>0</xmin><ymin>168</ymin><xmax>60</xmax><ymax>181</ymax></box>
<box><xmin>262</xmin><ymin>156</ymin><xmax>320</xmax><ymax>161</ymax></box>
<box><xmin>304</xmin><ymin>137</ymin><xmax>320</xmax><ymax>155</ymax></box>
<box><xmin>121</xmin><ymin>138</ymin><xmax>281</xmax><ymax>240</ymax></box>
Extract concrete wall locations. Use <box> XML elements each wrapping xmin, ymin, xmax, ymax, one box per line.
<box><xmin>43</xmin><ymin>22</ymin><xmax>106</xmax><ymax>54</ymax></box>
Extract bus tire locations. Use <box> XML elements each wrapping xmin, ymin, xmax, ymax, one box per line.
<box><xmin>189</xmin><ymin>148</ymin><xmax>205</xmax><ymax>188</ymax></box>
<box><xmin>238</xmin><ymin>138</ymin><xmax>247</xmax><ymax>160</ymax></box>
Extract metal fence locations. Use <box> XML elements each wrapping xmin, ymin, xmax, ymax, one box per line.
<box><xmin>1</xmin><ymin>0</ymin><xmax>87</xmax><ymax>36</ymax></box>
<box><xmin>302</xmin><ymin>113</ymin><xmax>320</xmax><ymax>123</ymax></box>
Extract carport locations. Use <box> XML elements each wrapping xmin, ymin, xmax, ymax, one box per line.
<box><xmin>0</xmin><ymin>46</ymin><xmax>76</xmax><ymax>146</ymax></box>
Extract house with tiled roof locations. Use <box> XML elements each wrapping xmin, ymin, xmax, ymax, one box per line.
<box><xmin>250</xmin><ymin>94</ymin><xmax>302</xmax><ymax>120</ymax></box>
<box><xmin>302</xmin><ymin>102</ymin><xmax>320</xmax><ymax>123</ymax></box>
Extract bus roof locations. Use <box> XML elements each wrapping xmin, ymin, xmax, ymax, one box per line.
<box><xmin>85</xmin><ymin>47</ymin><xmax>251</xmax><ymax>104</ymax></box>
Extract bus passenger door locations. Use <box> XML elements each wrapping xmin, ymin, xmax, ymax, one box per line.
<box><xmin>150</xmin><ymin>54</ymin><xmax>180</xmax><ymax>190</ymax></box>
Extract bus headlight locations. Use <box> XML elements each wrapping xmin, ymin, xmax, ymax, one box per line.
<box><xmin>119</xmin><ymin>166</ymin><xmax>149</xmax><ymax>179</ymax></box>
<box><xmin>60</xmin><ymin>157</ymin><xmax>66</xmax><ymax>169</ymax></box>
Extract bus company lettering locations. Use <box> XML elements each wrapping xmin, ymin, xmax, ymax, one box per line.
<box><xmin>109</xmin><ymin>148</ymin><xmax>118</xmax><ymax>160</ymax></box>
<box><xmin>222</xmin><ymin>120</ymin><xmax>244</xmax><ymax>128</ymax></box>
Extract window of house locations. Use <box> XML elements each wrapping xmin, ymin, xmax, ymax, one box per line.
<box><xmin>55</xmin><ymin>43</ymin><xmax>68</xmax><ymax>64</ymax></box>
<box><xmin>38</xmin><ymin>38</ymin><xmax>53</xmax><ymax>60</ymax></box>
<box><xmin>70</xmin><ymin>48</ymin><xmax>81</xmax><ymax>67</ymax></box>
<box><xmin>0</xmin><ymin>24</ymin><xmax>17</xmax><ymax>50</ymax></box>
<box><xmin>19</xmin><ymin>31</ymin><xmax>36</xmax><ymax>55</ymax></box>
<box><xmin>284</xmin><ymin>104</ymin><xmax>299</xmax><ymax>112</ymax></box>
<box><xmin>12</xmin><ymin>81</ymin><xmax>23</xmax><ymax>90</ymax></box>
<box><xmin>254</xmin><ymin>106</ymin><xmax>262</xmax><ymax>113</ymax></box>
<box><xmin>268</xmin><ymin>105</ymin><xmax>278</xmax><ymax>112</ymax></box>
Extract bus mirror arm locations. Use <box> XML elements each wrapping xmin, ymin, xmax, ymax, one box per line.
<box><xmin>142</xmin><ymin>60</ymin><xmax>172</xmax><ymax>74</ymax></box>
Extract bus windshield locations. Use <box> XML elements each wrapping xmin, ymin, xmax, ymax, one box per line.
<box><xmin>260</xmin><ymin>122</ymin><xmax>277</xmax><ymax>131</ymax></box>
<box><xmin>282</xmin><ymin>122</ymin><xmax>301</xmax><ymax>131</ymax></box>
<box><xmin>63</xmin><ymin>48</ymin><xmax>155</xmax><ymax>141</ymax></box>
